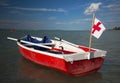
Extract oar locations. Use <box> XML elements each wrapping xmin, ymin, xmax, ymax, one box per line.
<box><xmin>7</xmin><ymin>37</ymin><xmax>18</xmax><ymax>41</ymax></box>
<box><xmin>7</xmin><ymin>37</ymin><xmax>51</xmax><ymax>49</ymax></box>
<box><xmin>7</xmin><ymin>37</ymin><xmax>91</xmax><ymax>59</ymax></box>
<box><xmin>7</xmin><ymin>37</ymin><xmax>75</xmax><ymax>54</ymax></box>
<box><xmin>54</xmin><ymin>37</ymin><xmax>79</xmax><ymax>47</ymax></box>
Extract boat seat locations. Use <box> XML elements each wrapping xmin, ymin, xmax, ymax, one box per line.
<box><xmin>41</xmin><ymin>36</ymin><xmax>52</xmax><ymax>43</ymax></box>
<box><xmin>25</xmin><ymin>35</ymin><xmax>41</xmax><ymax>43</ymax></box>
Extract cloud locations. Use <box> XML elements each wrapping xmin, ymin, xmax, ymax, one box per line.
<box><xmin>0</xmin><ymin>20</ymin><xmax>44</xmax><ymax>29</ymax></box>
<box><xmin>56</xmin><ymin>18</ymin><xmax>91</xmax><ymax>25</ymax></box>
<box><xmin>6</xmin><ymin>7</ymin><xmax>67</xmax><ymax>13</ymax></box>
<box><xmin>56</xmin><ymin>21</ymin><xmax>80</xmax><ymax>25</ymax></box>
<box><xmin>48</xmin><ymin>16</ymin><xmax>57</xmax><ymax>20</ymax></box>
<box><xmin>56</xmin><ymin>20</ymin><xmax>81</xmax><ymax>25</ymax></box>
<box><xmin>0</xmin><ymin>0</ymin><xmax>9</xmax><ymax>6</ymax></box>
<box><xmin>104</xmin><ymin>4</ymin><xmax>115</xmax><ymax>8</ymax></box>
<box><xmin>103</xmin><ymin>4</ymin><xmax>120</xmax><ymax>14</ymax></box>
<box><xmin>104</xmin><ymin>4</ymin><xmax>120</xmax><ymax>8</ymax></box>
<box><xmin>104</xmin><ymin>4</ymin><xmax>120</xmax><ymax>11</ymax></box>
<box><xmin>84</xmin><ymin>2</ymin><xmax>102</xmax><ymax>15</ymax></box>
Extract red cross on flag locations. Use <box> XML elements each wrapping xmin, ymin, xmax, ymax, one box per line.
<box><xmin>92</xmin><ymin>18</ymin><xmax>106</xmax><ymax>39</ymax></box>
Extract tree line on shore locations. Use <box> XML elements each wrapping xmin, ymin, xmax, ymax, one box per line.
<box><xmin>112</xmin><ymin>27</ymin><xmax>120</xmax><ymax>30</ymax></box>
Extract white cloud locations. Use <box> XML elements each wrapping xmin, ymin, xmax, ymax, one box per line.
<box><xmin>84</xmin><ymin>2</ymin><xmax>102</xmax><ymax>15</ymax></box>
<box><xmin>103</xmin><ymin>4</ymin><xmax>120</xmax><ymax>14</ymax></box>
<box><xmin>48</xmin><ymin>16</ymin><xmax>57</xmax><ymax>20</ymax></box>
<box><xmin>56</xmin><ymin>21</ymin><xmax>80</xmax><ymax>25</ymax></box>
<box><xmin>104</xmin><ymin>4</ymin><xmax>115</xmax><ymax>8</ymax></box>
<box><xmin>84</xmin><ymin>18</ymin><xmax>91</xmax><ymax>21</ymax></box>
<box><xmin>0</xmin><ymin>20</ymin><xmax>44</xmax><ymax>29</ymax></box>
<box><xmin>104</xmin><ymin>4</ymin><xmax>120</xmax><ymax>8</ymax></box>
<box><xmin>6</xmin><ymin>7</ymin><xmax>67</xmax><ymax>13</ymax></box>
<box><xmin>56</xmin><ymin>18</ymin><xmax>91</xmax><ymax>25</ymax></box>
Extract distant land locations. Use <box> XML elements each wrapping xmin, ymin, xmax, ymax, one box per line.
<box><xmin>112</xmin><ymin>27</ymin><xmax>120</xmax><ymax>30</ymax></box>
<box><xmin>0</xmin><ymin>26</ymin><xmax>120</xmax><ymax>31</ymax></box>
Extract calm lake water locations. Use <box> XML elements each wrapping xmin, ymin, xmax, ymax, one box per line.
<box><xmin>0</xmin><ymin>29</ymin><xmax>120</xmax><ymax>83</ymax></box>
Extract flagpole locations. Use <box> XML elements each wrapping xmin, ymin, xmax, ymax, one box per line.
<box><xmin>89</xmin><ymin>13</ymin><xmax>95</xmax><ymax>51</ymax></box>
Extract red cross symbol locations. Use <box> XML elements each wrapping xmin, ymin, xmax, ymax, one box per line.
<box><xmin>92</xmin><ymin>22</ymin><xmax>101</xmax><ymax>34</ymax></box>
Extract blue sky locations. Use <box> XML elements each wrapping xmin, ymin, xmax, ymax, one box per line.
<box><xmin>0</xmin><ymin>0</ymin><xmax>120</xmax><ymax>30</ymax></box>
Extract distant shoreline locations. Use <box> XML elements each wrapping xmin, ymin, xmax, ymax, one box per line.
<box><xmin>0</xmin><ymin>28</ymin><xmax>89</xmax><ymax>31</ymax></box>
<box><xmin>112</xmin><ymin>27</ymin><xmax>120</xmax><ymax>30</ymax></box>
<box><xmin>0</xmin><ymin>27</ymin><xmax>120</xmax><ymax>31</ymax></box>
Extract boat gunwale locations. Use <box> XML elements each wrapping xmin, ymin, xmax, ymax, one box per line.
<box><xmin>17</xmin><ymin>42</ymin><xmax>74</xmax><ymax>59</ymax></box>
<box><xmin>17</xmin><ymin>37</ymin><xmax>107</xmax><ymax>62</ymax></box>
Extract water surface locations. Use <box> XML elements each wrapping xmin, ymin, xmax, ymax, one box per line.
<box><xmin>0</xmin><ymin>29</ymin><xmax>120</xmax><ymax>83</ymax></box>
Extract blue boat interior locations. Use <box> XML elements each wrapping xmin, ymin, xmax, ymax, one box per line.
<box><xmin>20</xmin><ymin>35</ymin><xmax>71</xmax><ymax>54</ymax></box>
<box><xmin>25</xmin><ymin>35</ymin><xmax>52</xmax><ymax>43</ymax></box>
<box><xmin>21</xmin><ymin>35</ymin><xmax>62</xmax><ymax>54</ymax></box>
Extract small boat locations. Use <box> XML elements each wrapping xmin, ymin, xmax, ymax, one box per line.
<box><xmin>7</xmin><ymin>35</ymin><xmax>107</xmax><ymax>76</ymax></box>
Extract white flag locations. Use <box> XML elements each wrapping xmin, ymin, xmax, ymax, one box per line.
<box><xmin>92</xmin><ymin>18</ymin><xmax>106</xmax><ymax>39</ymax></box>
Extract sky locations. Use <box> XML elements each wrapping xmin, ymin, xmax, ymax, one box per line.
<box><xmin>0</xmin><ymin>0</ymin><xmax>120</xmax><ymax>30</ymax></box>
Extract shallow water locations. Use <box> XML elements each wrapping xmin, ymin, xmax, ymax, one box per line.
<box><xmin>0</xmin><ymin>29</ymin><xmax>120</xmax><ymax>83</ymax></box>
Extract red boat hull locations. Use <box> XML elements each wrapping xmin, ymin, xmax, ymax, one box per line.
<box><xmin>18</xmin><ymin>45</ymin><xmax>104</xmax><ymax>76</ymax></box>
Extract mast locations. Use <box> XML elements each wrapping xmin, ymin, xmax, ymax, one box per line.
<box><xmin>89</xmin><ymin>13</ymin><xmax>95</xmax><ymax>51</ymax></box>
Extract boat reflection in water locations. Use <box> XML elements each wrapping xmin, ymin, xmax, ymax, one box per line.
<box><xmin>18</xmin><ymin>57</ymin><xmax>103</xmax><ymax>83</ymax></box>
